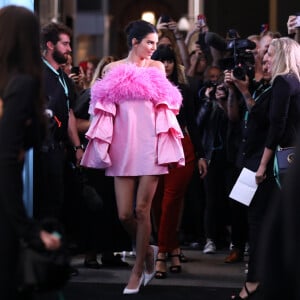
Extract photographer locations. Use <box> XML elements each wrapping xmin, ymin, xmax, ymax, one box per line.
<box><xmin>156</xmin><ymin>15</ymin><xmax>190</xmax><ymax>71</ymax></box>
<box><xmin>224</xmin><ymin>42</ymin><xmax>281</xmax><ymax>297</ymax></box>
<box><xmin>196</xmin><ymin>71</ymin><xmax>232</xmax><ymax>254</ymax></box>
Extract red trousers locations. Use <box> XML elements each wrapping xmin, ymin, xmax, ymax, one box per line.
<box><xmin>152</xmin><ymin>135</ymin><xmax>196</xmax><ymax>252</ymax></box>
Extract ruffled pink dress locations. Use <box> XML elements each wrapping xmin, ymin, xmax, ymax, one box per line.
<box><xmin>81</xmin><ymin>63</ymin><xmax>185</xmax><ymax>176</ymax></box>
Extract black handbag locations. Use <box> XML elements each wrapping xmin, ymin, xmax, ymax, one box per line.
<box><xmin>275</xmin><ymin>146</ymin><xmax>296</xmax><ymax>175</ymax></box>
<box><xmin>18</xmin><ymin>219</ymin><xmax>71</xmax><ymax>292</ymax></box>
<box><xmin>18</xmin><ymin>241</ymin><xmax>71</xmax><ymax>292</ymax></box>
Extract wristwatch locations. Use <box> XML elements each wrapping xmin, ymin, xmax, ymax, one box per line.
<box><xmin>73</xmin><ymin>144</ymin><xmax>84</xmax><ymax>152</ymax></box>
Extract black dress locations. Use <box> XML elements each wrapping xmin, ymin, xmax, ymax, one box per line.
<box><xmin>257</xmin><ymin>73</ymin><xmax>300</xmax><ymax>299</ymax></box>
<box><xmin>0</xmin><ymin>74</ymin><xmax>43</xmax><ymax>299</ymax></box>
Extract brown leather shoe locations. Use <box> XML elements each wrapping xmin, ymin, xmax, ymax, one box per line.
<box><xmin>224</xmin><ymin>249</ymin><xmax>244</xmax><ymax>263</ymax></box>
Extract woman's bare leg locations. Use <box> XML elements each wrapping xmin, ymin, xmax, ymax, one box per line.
<box><xmin>114</xmin><ymin>176</ymin><xmax>137</xmax><ymax>240</ymax></box>
<box><xmin>135</xmin><ymin>176</ymin><xmax>159</xmax><ymax>276</ymax></box>
<box><xmin>114</xmin><ymin>175</ymin><xmax>159</xmax><ymax>289</ymax></box>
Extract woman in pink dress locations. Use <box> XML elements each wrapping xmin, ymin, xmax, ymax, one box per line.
<box><xmin>81</xmin><ymin>20</ymin><xmax>185</xmax><ymax>294</ymax></box>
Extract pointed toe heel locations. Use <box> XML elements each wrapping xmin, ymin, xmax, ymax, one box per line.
<box><xmin>144</xmin><ymin>245</ymin><xmax>158</xmax><ymax>286</ymax></box>
<box><xmin>123</xmin><ymin>273</ymin><xmax>144</xmax><ymax>295</ymax></box>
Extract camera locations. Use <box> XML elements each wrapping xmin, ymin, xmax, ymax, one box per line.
<box><xmin>219</xmin><ymin>30</ymin><xmax>256</xmax><ymax>81</ymax></box>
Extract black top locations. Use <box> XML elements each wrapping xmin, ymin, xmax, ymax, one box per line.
<box><xmin>177</xmin><ymin>83</ymin><xmax>204</xmax><ymax>157</ymax></box>
<box><xmin>266</xmin><ymin>73</ymin><xmax>300</xmax><ymax>149</ymax></box>
<box><xmin>43</xmin><ymin>64</ymin><xmax>76</xmax><ymax>144</ymax></box>
<box><xmin>236</xmin><ymin>82</ymin><xmax>272</xmax><ymax>172</ymax></box>
<box><xmin>73</xmin><ymin>88</ymin><xmax>91</xmax><ymax>146</ymax></box>
<box><xmin>196</xmin><ymin>96</ymin><xmax>229</xmax><ymax>162</ymax></box>
<box><xmin>0</xmin><ymin>74</ymin><xmax>41</xmax><ymax>242</ymax></box>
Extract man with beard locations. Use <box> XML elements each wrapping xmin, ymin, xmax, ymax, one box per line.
<box><xmin>33</xmin><ymin>22</ymin><xmax>83</xmax><ymax>227</ymax></box>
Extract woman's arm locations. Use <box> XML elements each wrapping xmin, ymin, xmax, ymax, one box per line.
<box><xmin>0</xmin><ymin>76</ymin><xmax>40</xmax><ymax>241</ymax></box>
<box><xmin>256</xmin><ymin>147</ymin><xmax>274</xmax><ymax>184</ymax></box>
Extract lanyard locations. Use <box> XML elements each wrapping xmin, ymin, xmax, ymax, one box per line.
<box><xmin>244</xmin><ymin>85</ymin><xmax>272</xmax><ymax>123</ymax></box>
<box><xmin>43</xmin><ymin>58</ymin><xmax>69</xmax><ymax>109</ymax></box>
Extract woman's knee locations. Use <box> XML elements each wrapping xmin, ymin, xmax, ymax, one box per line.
<box><xmin>135</xmin><ymin>205</ymin><xmax>150</xmax><ymax>222</ymax></box>
<box><xmin>118</xmin><ymin>211</ymin><xmax>134</xmax><ymax>224</ymax></box>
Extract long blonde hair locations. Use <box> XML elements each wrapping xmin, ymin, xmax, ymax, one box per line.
<box><xmin>270</xmin><ymin>37</ymin><xmax>300</xmax><ymax>82</ymax></box>
<box><xmin>90</xmin><ymin>55</ymin><xmax>115</xmax><ymax>87</ymax></box>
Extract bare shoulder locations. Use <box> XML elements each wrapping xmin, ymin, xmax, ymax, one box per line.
<box><xmin>147</xmin><ymin>60</ymin><xmax>165</xmax><ymax>73</ymax></box>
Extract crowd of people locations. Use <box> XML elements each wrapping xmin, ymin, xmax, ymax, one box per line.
<box><xmin>1</xmin><ymin>4</ymin><xmax>300</xmax><ymax>299</ymax></box>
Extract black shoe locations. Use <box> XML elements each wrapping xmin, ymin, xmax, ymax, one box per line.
<box><xmin>231</xmin><ymin>283</ymin><xmax>259</xmax><ymax>299</ymax></box>
<box><xmin>101</xmin><ymin>254</ymin><xmax>130</xmax><ymax>267</ymax></box>
<box><xmin>70</xmin><ymin>266</ymin><xmax>79</xmax><ymax>276</ymax></box>
<box><xmin>155</xmin><ymin>257</ymin><xmax>167</xmax><ymax>279</ymax></box>
<box><xmin>179</xmin><ymin>251</ymin><xmax>189</xmax><ymax>263</ymax></box>
<box><xmin>84</xmin><ymin>258</ymin><xmax>101</xmax><ymax>269</ymax></box>
<box><xmin>169</xmin><ymin>254</ymin><xmax>182</xmax><ymax>273</ymax></box>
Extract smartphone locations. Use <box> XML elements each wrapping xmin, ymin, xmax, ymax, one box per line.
<box><xmin>295</xmin><ymin>14</ymin><xmax>300</xmax><ymax>28</ymax></box>
<box><xmin>260</xmin><ymin>23</ymin><xmax>269</xmax><ymax>33</ymax></box>
<box><xmin>71</xmin><ymin>66</ymin><xmax>80</xmax><ymax>75</ymax></box>
<box><xmin>197</xmin><ymin>14</ymin><xmax>206</xmax><ymax>26</ymax></box>
<box><xmin>160</xmin><ymin>14</ymin><xmax>170</xmax><ymax>23</ymax></box>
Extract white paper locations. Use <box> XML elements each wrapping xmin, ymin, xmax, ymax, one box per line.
<box><xmin>229</xmin><ymin>168</ymin><xmax>258</xmax><ymax>206</ymax></box>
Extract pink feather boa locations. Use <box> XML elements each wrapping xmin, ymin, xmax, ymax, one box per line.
<box><xmin>90</xmin><ymin>63</ymin><xmax>182</xmax><ymax>115</ymax></box>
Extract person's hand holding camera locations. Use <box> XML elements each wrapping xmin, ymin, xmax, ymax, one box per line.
<box><xmin>224</xmin><ymin>70</ymin><xmax>235</xmax><ymax>91</ymax></box>
<box><xmin>204</xmin><ymin>85</ymin><xmax>215</xmax><ymax>99</ymax></box>
<box><xmin>231</xmin><ymin>72</ymin><xmax>250</xmax><ymax>94</ymax></box>
<box><xmin>156</xmin><ymin>15</ymin><xmax>171</xmax><ymax>30</ymax></box>
<box><xmin>215</xmin><ymin>84</ymin><xmax>228</xmax><ymax>100</ymax></box>
<box><xmin>190</xmin><ymin>49</ymin><xmax>203</xmax><ymax>65</ymax></box>
<box><xmin>287</xmin><ymin>15</ymin><xmax>298</xmax><ymax>35</ymax></box>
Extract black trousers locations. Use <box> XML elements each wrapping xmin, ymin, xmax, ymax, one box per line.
<box><xmin>33</xmin><ymin>148</ymin><xmax>65</xmax><ymax>221</ymax></box>
<box><xmin>0</xmin><ymin>210</ymin><xmax>19</xmax><ymax>299</ymax></box>
<box><xmin>247</xmin><ymin>176</ymin><xmax>278</xmax><ymax>281</ymax></box>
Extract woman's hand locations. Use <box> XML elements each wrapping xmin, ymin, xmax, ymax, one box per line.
<box><xmin>287</xmin><ymin>15</ymin><xmax>298</xmax><ymax>35</ymax></box>
<box><xmin>224</xmin><ymin>70</ymin><xmax>235</xmax><ymax>91</ymax></box>
<box><xmin>40</xmin><ymin>230</ymin><xmax>61</xmax><ymax>251</ymax></box>
<box><xmin>198</xmin><ymin>158</ymin><xmax>208</xmax><ymax>179</ymax></box>
<box><xmin>231</xmin><ymin>73</ymin><xmax>250</xmax><ymax>95</ymax></box>
<box><xmin>255</xmin><ymin>164</ymin><xmax>267</xmax><ymax>184</ymax></box>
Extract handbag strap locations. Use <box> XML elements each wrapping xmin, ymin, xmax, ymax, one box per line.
<box><xmin>273</xmin><ymin>146</ymin><xmax>281</xmax><ymax>189</ymax></box>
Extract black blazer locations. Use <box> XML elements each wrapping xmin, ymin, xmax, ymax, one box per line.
<box><xmin>0</xmin><ymin>74</ymin><xmax>41</xmax><ymax>242</ymax></box>
<box><xmin>266</xmin><ymin>74</ymin><xmax>300</xmax><ymax>149</ymax></box>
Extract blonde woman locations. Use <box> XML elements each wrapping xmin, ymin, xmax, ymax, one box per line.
<box><xmin>231</xmin><ymin>37</ymin><xmax>300</xmax><ymax>300</ymax></box>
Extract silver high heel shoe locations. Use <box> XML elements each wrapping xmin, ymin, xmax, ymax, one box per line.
<box><xmin>123</xmin><ymin>273</ymin><xmax>145</xmax><ymax>294</ymax></box>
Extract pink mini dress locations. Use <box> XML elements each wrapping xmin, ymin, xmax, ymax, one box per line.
<box><xmin>81</xmin><ymin>63</ymin><xmax>185</xmax><ymax>176</ymax></box>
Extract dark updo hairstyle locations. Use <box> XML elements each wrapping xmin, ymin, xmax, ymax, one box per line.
<box><xmin>124</xmin><ymin>20</ymin><xmax>157</xmax><ymax>50</ymax></box>
<box><xmin>151</xmin><ymin>44</ymin><xmax>178</xmax><ymax>84</ymax></box>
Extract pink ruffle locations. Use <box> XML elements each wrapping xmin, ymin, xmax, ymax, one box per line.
<box><xmin>81</xmin><ymin>104</ymin><xmax>114</xmax><ymax>169</ymax></box>
<box><xmin>80</xmin><ymin>137</ymin><xmax>111</xmax><ymax>169</ymax></box>
<box><xmin>156</xmin><ymin>106</ymin><xmax>185</xmax><ymax>167</ymax></box>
